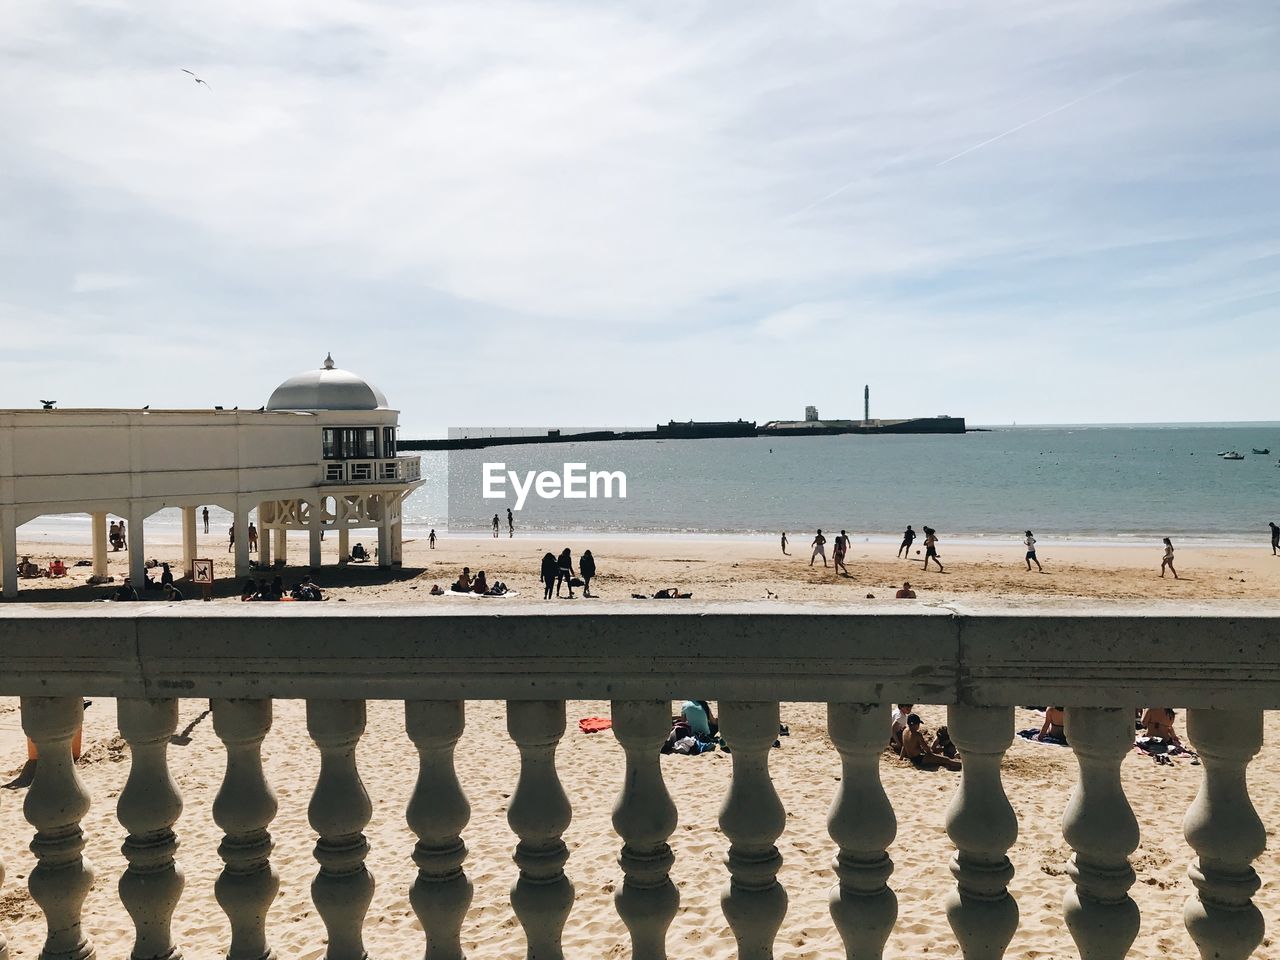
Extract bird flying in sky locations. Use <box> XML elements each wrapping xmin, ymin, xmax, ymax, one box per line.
<box><xmin>181</xmin><ymin>68</ymin><xmax>211</xmax><ymax>90</ymax></box>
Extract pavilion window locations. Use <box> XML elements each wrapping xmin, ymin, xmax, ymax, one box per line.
<box><xmin>323</xmin><ymin>429</ymin><xmax>339</xmax><ymax>460</ymax></box>
<box><xmin>362</xmin><ymin>428</ymin><xmax>377</xmax><ymax>458</ymax></box>
<box><xmin>382</xmin><ymin>427</ymin><xmax>396</xmax><ymax>457</ymax></box>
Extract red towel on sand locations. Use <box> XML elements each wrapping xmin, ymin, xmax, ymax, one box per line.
<box><xmin>578</xmin><ymin>717</ymin><xmax>613</xmax><ymax>734</ymax></box>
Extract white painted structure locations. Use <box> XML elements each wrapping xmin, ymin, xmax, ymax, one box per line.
<box><xmin>0</xmin><ymin>602</ymin><xmax>1272</xmax><ymax>959</ymax></box>
<box><xmin>0</xmin><ymin>355</ymin><xmax>421</xmax><ymax>597</ymax></box>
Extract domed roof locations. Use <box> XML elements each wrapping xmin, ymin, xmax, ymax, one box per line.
<box><xmin>266</xmin><ymin>354</ymin><xmax>390</xmax><ymax>411</ymax></box>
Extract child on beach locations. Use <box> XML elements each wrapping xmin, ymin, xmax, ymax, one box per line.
<box><xmin>1024</xmin><ymin>530</ymin><xmax>1042</xmax><ymax>572</ymax></box>
<box><xmin>429</xmin><ymin>529</ymin><xmax>436</xmax><ymax>548</ymax></box>
<box><xmin>1160</xmin><ymin>538</ymin><xmax>1178</xmax><ymax>579</ymax></box>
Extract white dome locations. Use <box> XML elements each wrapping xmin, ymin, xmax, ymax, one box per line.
<box><xmin>266</xmin><ymin>354</ymin><xmax>390</xmax><ymax>411</ymax></box>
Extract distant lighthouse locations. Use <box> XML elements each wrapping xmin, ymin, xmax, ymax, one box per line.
<box><xmin>864</xmin><ymin>385</ymin><xmax>870</xmax><ymax>423</ymax></box>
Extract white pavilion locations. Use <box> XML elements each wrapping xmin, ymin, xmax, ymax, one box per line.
<box><xmin>0</xmin><ymin>355</ymin><xmax>422</xmax><ymax>598</ymax></box>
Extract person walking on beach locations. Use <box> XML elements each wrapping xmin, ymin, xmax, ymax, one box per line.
<box><xmin>898</xmin><ymin>525</ymin><xmax>916</xmax><ymax>558</ymax></box>
<box><xmin>109</xmin><ymin>520</ymin><xmax>121</xmax><ymax>551</ymax></box>
<box><xmin>507</xmin><ymin>508</ymin><xmax>514</xmax><ymax>538</ymax></box>
<box><xmin>1270</xmin><ymin>521</ymin><xmax>1279</xmax><ymax>556</ymax></box>
<box><xmin>781</xmin><ymin>532</ymin><xmax>789</xmax><ymax>555</ymax></box>
<box><xmin>580</xmin><ymin>549</ymin><xmax>596</xmax><ymax>597</ymax></box>
<box><xmin>428</xmin><ymin>528</ymin><xmax>436</xmax><ymax>549</ymax></box>
<box><xmin>202</xmin><ymin>507</ymin><xmax>210</xmax><ymax>534</ymax></box>
<box><xmin>540</xmin><ymin>552</ymin><xmax>557</xmax><ymax>600</ymax></box>
<box><xmin>1024</xmin><ymin>530</ymin><xmax>1042</xmax><ymax>572</ymax></box>
<box><xmin>810</xmin><ymin>529</ymin><xmax>827</xmax><ymax>567</ymax></box>
<box><xmin>1160</xmin><ymin>537</ymin><xmax>1178</xmax><ymax>579</ymax></box>
<box><xmin>492</xmin><ymin>514</ymin><xmax>500</xmax><ymax>538</ymax></box>
<box><xmin>833</xmin><ymin>530</ymin><xmax>850</xmax><ymax>577</ymax></box>
<box><xmin>227</xmin><ymin>525</ymin><xmax>235</xmax><ymax>553</ymax></box>
<box><xmin>248</xmin><ymin>522</ymin><xmax>258</xmax><ymax>554</ymax></box>
<box><xmin>556</xmin><ymin>548</ymin><xmax>576</xmax><ymax>598</ymax></box>
<box><xmin>922</xmin><ymin>526</ymin><xmax>943</xmax><ymax>572</ymax></box>
<box><xmin>119</xmin><ymin>520</ymin><xmax>127</xmax><ymax>550</ymax></box>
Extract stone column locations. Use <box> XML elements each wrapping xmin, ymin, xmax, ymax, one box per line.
<box><xmin>181</xmin><ymin>507</ymin><xmax>197</xmax><ymax>579</ymax></box>
<box><xmin>1062</xmin><ymin>708</ymin><xmax>1139</xmax><ymax>959</ymax></box>
<box><xmin>306</xmin><ymin>699</ymin><xmax>373</xmax><ymax>960</ymax></box>
<box><xmin>233</xmin><ymin>508</ymin><xmax>251</xmax><ymax>578</ymax></box>
<box><xmin>1183</xmin><ymin>709</ymin><xmax>1265</xmax><ymax>960</ymax></box>
<box><xmin>945</xmin><ymin>705</ymin><xmax>1017</xmax><ymax>959</ymax></box>
<box><xmin>406</xmin><ymin>701</ymin><xmax>471</xmax><ymax>960</ymax></box>
<box><xmin>258</xmin><ymin>505</ymin><xmax>272</xmax><ymax>570</ymax></box>
<box><xmin>719</xmin><ymin>701</ymin><xmax>787</xmax><ymax>960</ymax></box>
<box><xmin>377</xmin><ymin>494</ymin><xmax>393</xmax><ymax>569</ymax></box>
<box><xmin>828</xmin><ymin>702</ymin><xmax>897</xmax><ymax>959</ymax></box>
<box><xmin>128</xmin><ymin>503</ymin><xmax>147</xmax><ymax>590</ymax></box>
<box><xmin>21</xmin><ymin>696</ymin><xmax>95</xmax><ymax>960</ymax></box>
<box><xmin>118</xmin><ymin>698</ymin><xmax>184</xmax><ymax>960</ymax></box>
<box><xmin>338</xmin><ymin>528</ymin><xmax>349</xmax><ymax>565</ymax></box>
<box><xmin>274</xmin><ymin>528</ymin><xmax>288</xmax><ymax>567</ymax></box>
<box><xmin>91</xmin><ymin>512</ymin><xmax>109</xmax><ymax>578</ymax></box>
<box><xmin>507</xmin><ymin>700</ymin><xmax>573</xmax><ymax>960</ymax></box>
<box><xmin>1</xmin><ymin>507</ymin><xmax>19</xmax><ymax>599</ymax></box>
<box><xmin>611</xmin><ymin>699</ymin><xmax>678</xmax><ymax>960</ymax></box>
<box><xmin>212</xmin><ymin>699</ymin><xmax>279</xmax><ymax>960</ymax></box>
<box><xmin>1</xmin><ymin>782</ymin><xmax>7</xmax><ymax>960</ymax></box>
<box><xmin>308</xmin><ymin>502</ymin><xmax>323</xmax><ymax>569</ymax></box>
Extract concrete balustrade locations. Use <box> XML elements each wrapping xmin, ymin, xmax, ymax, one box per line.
<box><xmin>0</xmin><ymin>602</ymin><xmax>1276</xmax><ymax>960</ymax></box>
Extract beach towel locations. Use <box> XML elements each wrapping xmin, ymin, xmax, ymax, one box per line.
<box><xmin>1016</xmin><ymin>728</ymin><xmax>1069</xmax><ymax>746</ymax></box>
<box><xmin>578</xmin><ymin>717</ymin><xmax>613</xmax><ymax>734</ymax></box>
<box><xmin>440</xmin><ymin>589</ymin><xmax>520</xmax><ymax>599</ymax></box>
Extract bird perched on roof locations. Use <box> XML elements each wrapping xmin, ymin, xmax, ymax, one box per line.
<box><xmin>181</xmin><ymin>69</ymin><xmax>211</xmax><ymax>90</ymax></box>
<box><xmin>142</xmin><ymin>404</ymin><xmax>150</xmax><ymax>410</ymax></box>
<box><xmin>40</xmin><ymin>400</ymin><xmax>56</xmax><ymax>410</ymax></box>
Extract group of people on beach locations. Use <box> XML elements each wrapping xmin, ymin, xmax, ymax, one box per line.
<box><xmin>540</xmin><ymin>548</ymin><xmax>596</xmax><ymax>599</ymax></box>
<box><xmin>227</xmin><ymin>523</ymin><xmax>258</xmax><ymax>554</ymax></box>
<box><xmin>442</xmin><ymin>567</ymin><xmax>510</xmax><ymax>596</ymax></box>
<box><xmin>239</xmin><ymin>574</ymin><xmax>324</xmax><ymax>601</ymax></box>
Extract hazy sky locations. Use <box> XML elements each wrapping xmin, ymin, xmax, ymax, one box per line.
<box><xmin>1</xmin><ymin>0</ymin><xmax>1277</xmax><ymax>434</ymax></box>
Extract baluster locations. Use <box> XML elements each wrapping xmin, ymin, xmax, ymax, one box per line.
<box><xmin>307</xmin><ymin>699</ymin><xmax>374</xmax><ymax>960</ymax></box>
<box><xmin>1</xmin><ymin>818</ymin><xmax>6</xmax><ymax>960</ymax></box>
<box><xmin>406</xmin><ymin>701</ymin><xmax>472</xmax><ymax>960</ymax></box>
<box><xmin>611</xmin><ymin>699</ymin><xmax>678</xmax><ymax>960</ymax></box>
<box><xmin>945</xmin><ymin>705</ymin><xmax>1017</xmax><ymax>960</ymax></box>
<box><xmin>21</xmin><ymin>696</ymin><xmax>95</xmax><ymax>960</ymax></box>
<box><xmin>212</xmin><ymin>699</ymin><xmax>279</xmax><ymax>960</ymax></box>
<box><xmin>827</xmin><ymin>703</ymin><xmax>896</xmax><ymax>959</ymax></box>
<box><xmin>118</xmin><ymin>698</ymin><xmax>185</xmax><ymax>960</ymax></box>
<box><xmin>1183</xmin><ymin>709</ymin><xmax>1265</xmax><ymax>960</ymax></box>
<box><xmin>507</xmin><ymin>700</ymin><xmax>573</xmax><ymax>960</ymax></box>
<box><xmin>1061</xmin><ymin>708</ymin><xmax>1139</xmax><ymax>959</ymax></box>
<box><xmin>719</xmin><ymin>701</ymin><xmax>787</xmax><ymax>960</ymax></box>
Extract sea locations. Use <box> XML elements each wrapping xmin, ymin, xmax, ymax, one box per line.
<box><xmin>19</xmin><ymin>424</ymin><xmax>1280</xmax><ymax>548</ymax></box>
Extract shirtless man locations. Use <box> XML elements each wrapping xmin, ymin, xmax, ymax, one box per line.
<box><xmin>781</xmin><ymin>532</ymin><xmax>789</xmax><ymax>555</ymax></box>
<box><xmin>889</xmin><ymin>703</ymin><xmax>914</xmax><ymax>754</ymax></box>
<box><xmin>895</xmin><ymin>581</ymin><xmax>916</xmax><ymax>599</ymax></box>
<box><xmin>898</xmin><ymin>525</ymin><xmax>916</xmax><ymax>558</ymax></box>
<box><xmin>901</xmin><ymin>714</ymin><xmax>962</xmax><ymax>770</ymax></box>
<box><xmin>810</xmin><ymin>529</ymin><xmax>828</xmax><ymax>567</ymax></box>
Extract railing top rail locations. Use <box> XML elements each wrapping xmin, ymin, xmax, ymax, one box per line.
<box><xmin>2</xmin><ymin>601</ymin><xmax>1278</xmax><ymax>706</ymax></box>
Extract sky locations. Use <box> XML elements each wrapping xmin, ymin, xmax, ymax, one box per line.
<box><xmin>1</xmin><ymin>0</ymin><xmax>1277</xmax><ymax>435</ymax></box>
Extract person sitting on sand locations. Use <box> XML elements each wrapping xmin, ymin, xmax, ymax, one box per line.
<box><xmin>112</xmin><ymin>577</ymin><xmax>139</xmax><ymax>601</ymax></box>
<box><xmin>18</xmin><ymin>556</ymin><xmax>41</xmax><ymax>578</ymax></box>
<box><xmin>471</xmin><ymin>571</ymin><xmax>490</xmax><ymax>595</ymax></box>
<box><xmin>901</xmin><ymin>714</ymin><xmax>962</xmax><ymax>770</ymax></box>
<box><xmin>1036</xmin><ymin>706</ymin><xmax>1067</xmax><ymax>743</ymax></box>
<box><xmin>651</xmin><ymin>587</ymin><xmax>693</xmax><ymax>599</ymax></box>
<box><xmin>429</xmin><ymin>583</ymin><xmax>444</xmax><ymax>595</ymax></box>
<box><xmin>889</xmin><ymin>703</ymin><xmax>914</xmax><ymax>754</ymax></box>
<box><xmin>934</xmin><ymin>725</ymin><xmax>958</xmax><ymax>759</ymax></box>
<box><xmin>163</xmin><ymin>582</ymin><xmax>185</xmax><ymax>602</ymax></box>
<box><xmin>240</xmin><ymin>578</ymin><xmax>258</xmax><ymax>601</ymax></box>
<box><xmin>351</xmin><ymin>542</ymin><xmax>368</xmax><ymax>562</ymax></box>
<box><xmin>160</xmin><ymin>563</ymin><xmax>174</xmax><ymax>588</ymax></box>
<box><xmin>895</xmin><ymin>581</ymin><xmax>916</xmax><ymax>599</ymax></box>
<box><xmin>1160</xmin><ymin>538</ymin><xmax>1178</xmax><ymax>579</ymax></box>
<box><xmin>1140</xmin><ymin>707</ymin><xmax>1182</xmax><ymax>746</ymax></box>
<box><xmin>540</xmin><ymin>553</ymin><xmax>557</xmax><ymax>600</ymax></box>
<box><xmin>451</xmin><ymin>567</ymin><xmax>473</xmax><ymax>593</ymax></box>
<box><xmin>292</xmin><ymin>575</ymin><xmax>324</xmax><ymax>601</ymax></box>
<box><xmin>680</xmin><ymin>700</ymin><xmax>718</xmax><ymax>741</ymax></box>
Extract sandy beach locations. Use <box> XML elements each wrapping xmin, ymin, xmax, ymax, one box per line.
<box><xmin>2</xmin><ymin>532</ymin><xmax>1278</xmax><ymax>958</ymax></box>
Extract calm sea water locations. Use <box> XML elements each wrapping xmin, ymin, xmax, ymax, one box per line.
<box><xmin>420</xmin><ymin>424</ymin><xmax>1280</xmax><ymax>545</ymax></box>
<box><xmin>19</xmin><ymin>424</ymin><xmax>1280</xmax><ymax>547</ymax></box>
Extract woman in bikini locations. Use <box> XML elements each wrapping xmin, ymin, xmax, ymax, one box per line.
<box><xmin>1160</xmin><ymin>537</ymin><xmax>1178</xmax><ymax>579</ymax></box>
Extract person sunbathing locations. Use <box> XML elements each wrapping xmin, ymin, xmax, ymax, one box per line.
<box><xmin>653</xmin><ymin>587</ymin><xmax>692</xmax><ymax>599</ymax></box>
<box><xmin>471</xmin><ymin>571</ymin><xmax>489</xmax><ymax>595</ymax></box>
<box><xmin>1140</xmin><ymin>707</ymin><xmax>1182</xmax><ymax>746</ymax></box>
<box><xmin>451</xmin><ymin>567</ymin><xmax>473</xmax><ymax>593</ymax></box>
<box><xmin>1036</xmin><ymin>706</ymin><xmax>1067</xmax><ymax>743</ymax></box>
<box><xmin>889</xmin><ymin>703</ymin><xmax>914</xmax><ymax>755</ymax></box>
<box><xmin>901</xmin><ymin>714</ymin><xmax>961</xmax><ymax>771</ymax></box>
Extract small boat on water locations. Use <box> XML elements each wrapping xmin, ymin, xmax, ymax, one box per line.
<box><xmin>1222</xmin><ymin>451</ymin><xmax>1245</xmax><ymax>460</ymax></box>
<box><xmin>1252</xmin><ymin>448</ymin><xmax>1270</xmax><ymax>455</ymax></box>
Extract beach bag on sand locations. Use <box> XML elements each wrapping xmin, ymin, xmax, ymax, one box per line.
<box><xmin>570</xmin><ymin>577</ymin><xmax>584</xmax><ymax>587</ymax></box>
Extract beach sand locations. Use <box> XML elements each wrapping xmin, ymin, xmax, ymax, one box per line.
<box><xmin>2</xmin><ymin>531</ymin><xmax>1279</xmax><ymax>958</ymax></box>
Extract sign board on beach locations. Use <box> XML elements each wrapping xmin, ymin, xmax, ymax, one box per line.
<box><xmin>192</xmin><ymin>559</ymin><xmax>215</xmax><ymax>584</ymax></box>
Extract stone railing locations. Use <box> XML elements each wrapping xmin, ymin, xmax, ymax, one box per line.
<box><xmin>320</xmin><ymin>455</ymin><xmax>421</xmax><ymax>484</ymax></box>
<box><xmin>0</xmin><ymin>601</ymin><xmax>1275</xmax><ymax>960</ymax></box>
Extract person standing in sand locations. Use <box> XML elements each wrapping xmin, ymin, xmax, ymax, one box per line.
<box><xmin>492</xmin><ymin>514</ymin><xmax>500</xmax><ymax>538</ymax></box>
<box><xmin>508</xmin><ymin>508</ymin><xmax>514</xmax><ymax>538</ymax></box>
<box><xmin>898</xmin><ymin>525</ymin><xmax>916</xmax><ymax>558</ymax></box>
<box><xmin>555</xmin><ymin>548</ymin><xmax>576</xmax><ymax>598</ymax></box>
<box><xmin>119</xmin><ymin>520</ymin><xmax>127</xmax><ymax>550</ymax></box>
<box><xmin>922</xmin><ymin>526</ymin><xmax>943</xmax><ymax>572</ymax></box>
<box><xmin>810</xmin><ymin>529</ymin><xmax>827</xmax><ymax>567</ymax></box>
<box><xmin>540</xmin><ymin>552</ymin><xmax>557</xmax><ymax>600</ymax></box>
<box><xmin>1024</xmin><ymin>530</ymin><xmax>1042</xmax><ymax>572</ymax></box>
<box><xmin>227</xmin><ymin>525</ymin><xmax>235</xmax><ymax>553</ymax></box>
<box><xmin>202</xmin><ymin>507</ymin><xmax>210</xmax><ymax>534</ymax></box>
<box><xmin>1160</xmin><ymin>537</ymin><xmax>1178</xmax><ymax>578</ymax></box>
<box><xmin>833</xmin><ymin>530</ymin><xmax>850</xmax><ymax>577</ymax></box>
<box><xmin>1270</xmin><ymin>521</ymin><xmax>1279</xmax><ymax>556</ymax></box>
<box><xmin>781</xmin><ymin>532</ymin><xmax>789</xmax><ymax>554</ymax></box>
<box><xmin>580</xmin><ymin>549</ymin><xmax>596</xmax><ymax>597</ymax></box>
<box><xmin>428</xmin><ymin>529</ymin><xmax>436</xmax><ymax>549</ymax></box>
<box><xmin>248</xmin><ymin>522</ymin><xmax>258</xmax><ymax>554</ymax></box>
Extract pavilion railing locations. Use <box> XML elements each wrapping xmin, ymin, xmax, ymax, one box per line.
<box><xmin>0</xmin><ymin>602</ymin><xmax>1274</xmax><ymax>960</ymax></box>
<box><xmin>320</xmin><ymin>455</ymin><xmax>421</xmax><ymax>485</ymax></box>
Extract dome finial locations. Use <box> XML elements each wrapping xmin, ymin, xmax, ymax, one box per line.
<box><xmin>322</xmin><ymin>352</ymin><xmax>335</xmax><ymax>370</ymax></box>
